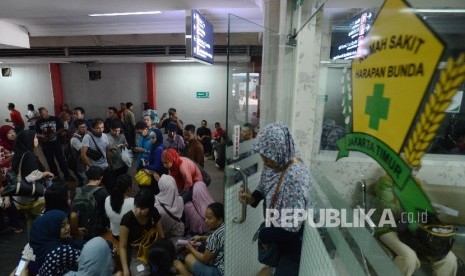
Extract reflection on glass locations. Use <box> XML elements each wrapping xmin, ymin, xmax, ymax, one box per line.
<box><xmin>319</xmin><ymin>6</ymin><xmax>465</xmax><ymax>155</ymax></box>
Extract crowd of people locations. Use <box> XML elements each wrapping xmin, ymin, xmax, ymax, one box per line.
<box><xmin>2</xmin><ymin>101</ymin><xmax>461</xmax><ymax>276</ymax></box>
<box><xmin>1</xmin><ymin>101</ymin><xmax>227</xmax><ymax>276</ymax></box>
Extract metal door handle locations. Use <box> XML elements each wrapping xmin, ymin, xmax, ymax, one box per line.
<box><xmin>233</xmin><ymin>165</ymin><xmax>248</xmax><ymax>224</ymax></box>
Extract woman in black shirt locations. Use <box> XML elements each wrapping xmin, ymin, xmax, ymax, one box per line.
<box><xmin>119</xmin><ymin>189</ymin><xmax>164</xmax><ymax>276</ymax></box>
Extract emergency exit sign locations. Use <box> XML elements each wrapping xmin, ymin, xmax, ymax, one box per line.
<box><xmin>196</xmin><ymin>91</ymin><xmax>209</xmax><ymax>98</ymax></box>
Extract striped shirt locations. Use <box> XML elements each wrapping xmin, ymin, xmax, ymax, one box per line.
<box><xmin>206</xmin><ymin>223</ymin><xmax>225</xmax><ymax>275</ymax></box>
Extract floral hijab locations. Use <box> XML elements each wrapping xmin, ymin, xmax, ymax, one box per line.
<box><xmin>252</xmin><ymin>122</ymin><xmax>313</xmax><ymax>232</ymax></box>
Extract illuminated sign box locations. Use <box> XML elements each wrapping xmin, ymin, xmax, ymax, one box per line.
<box><xmin>186</xmin><ymin>10</ymin><xmax>214</xmax><ymax>64</ymax></box>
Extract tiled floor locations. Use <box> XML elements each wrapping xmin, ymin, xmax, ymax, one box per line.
<box><xmin>0</xmin><ymin>156</ymin><xmax>224</xmax><ymax>275</ymax></box>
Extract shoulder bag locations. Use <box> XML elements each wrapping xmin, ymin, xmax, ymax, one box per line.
<box><xmin>254</xmin><ymin>157</ymin><xmax>303</xmax><ymax>267</ymax></box>
<box><xmin>160</xmin><ymin>203</ymin><xmax>181</xmax><ymax>222</ymax></box>
<box><xmin>1</xmin><ymin>152</ymin><xmax>45</xmax><ymax>197</ymax></box>
<box><xmin>86</xmin><ymin>134</ymin><xmax>104</xmax><ymax>161</ymax></box>
<box><xmin>131</xmin><ymin>227</ymin><xmax>158</xmax><ymax>264</ymax></box>
<box><xmin>398</xmin><ymin>214</ymin><xmax>456</xmax><ymax>262</ymax></box>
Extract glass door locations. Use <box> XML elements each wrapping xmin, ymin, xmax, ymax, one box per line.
<box><xmin>223</xmin><ymin>14</ymin><xmax>297</xmax><ymax>275</ymax></box>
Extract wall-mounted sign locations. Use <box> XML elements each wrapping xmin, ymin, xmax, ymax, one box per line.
<box><xmin>337</xmin><ymin>0</ymin><xmax>465</xmax><ymax>231</ymax></box>
<box><xmin>233</xmin><ymin>125</ymin><xmax>240</xmax><ymax>160</ymax></box>
<box><xmin>196</xmin><ymin>91</ymin><xmax>209</xmax><ymax>98</ymax></box>
<box><xmin>331</xmin><ymin>9</ymin><xmax>376</xmax><ymax>60</ymax></box>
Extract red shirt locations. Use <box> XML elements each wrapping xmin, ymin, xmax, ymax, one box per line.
<box><xmin>212</xmin><ymin>128</ymin><xmax>226</xmax><ymax>141</ymax></box>
<box><xmin>10</xmin><ymin>109</ymin><xmax>24</xmax><ymax>128</ymax></box>
<box><xmin>117</xmin><ymin>109</ymin><xmax>124</xmax><ymax>120</ymax></box>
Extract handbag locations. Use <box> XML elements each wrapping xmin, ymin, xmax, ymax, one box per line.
<box><xmin>254</xmin><ymin>222</ymin><xmax>281</xmax><ymax>267</ymax></box>
<box><xmin>86</xmin><ymin>134</ymin><xmax>104</xmax><ymax>161</ymax></box>
<box><xmin>413</xmin><ymin>224</ymin><xmax>456</xmax><ymax>261</ymax></box>
<box><xmin>121</xmin><ymin>147</ymin><xmax>133</xmax><ymax>168</ymax></box>
<box><xmin>131</xmin><ymin>227</ymin><xmax>158</xmax><ymax>264</ymax></box>
<box><xmin>398</xmin><ymin>214</ymin><xmax>456</xmax><ymax>262</ymax></box>
<box><xmin>254</xmin><ymin>157</ymin><xmax>303</xmax><ymax>267</ymax></box>
<box><xmin>1</xmin><ymin>152</ymin><xmax>45</xmax><ymax>197</ymax></box>
<box><xmin>135</xmin><ymin>170</ymin><xmax>152</xmax><ymax>186</ymax></box>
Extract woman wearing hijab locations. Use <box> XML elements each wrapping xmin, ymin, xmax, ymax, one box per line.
<box><xmin>29</xmin><ymin>209</ymin><xmax>81</xmax><ymax>275</ymax></box>
<box><xmin>184</xmin><ymin>181</ymin><xmax>214</xmax><ymax>234</ymax></box>
<box><xmin>64</xmin><ymin>236</ymin><xmax>116</xmax><ymax>276</ymax></box>
<box><xmin>12</xmin><ymin>130</ymin><xmax>54</xmax><ymax>233</ymax></box>
<box><xmin>239</xmin><ymin>122</ymin><xmax>314</xmax><ymax>276</ymax></box>
<box><xmin>0</xmin><ymin>125</ymin><xmax>16</xmax><ymax>181</ymax></box>
<box><xmin>161</xmin><ymin>148</ymin><xmax>203</xmax><ymax>203</ymax></box>
<box><xmin>144</xmin><ymin>129</ymin><xmax>165</xmax><ymax>174</ymax></box>
<box><xmin>0</xmin><ymin>125</ymin><xmax>22</xmax><ymax>233</ymax></box>
<box><xmin>142</xmin><ymin>128</ymin><xmax>167</xmax><ymax>194</ymax></box>
<box><xmin>155</xmin><ymin>175</ymin><xmax>184</xmax><ymax>238</ymax></box>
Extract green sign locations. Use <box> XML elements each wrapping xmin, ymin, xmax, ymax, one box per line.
<box><xmin>337</xmin><ymin>133</ymin><xmax>435</xmax><ymax>231</ymax></box>
<box><xmin>196</xmin><ymin>92</ymin><xmax>209</xmax><ymax>99</ymax></box>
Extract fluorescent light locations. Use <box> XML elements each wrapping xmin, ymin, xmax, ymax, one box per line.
<box><xmin>89</xmin><ymin>11</ymin><xmax>161</xmax><ymax>17</ymax></box>
<box><xmin>414</xmin><ymin>9</ymin><xmax>465</xmax><ymax>13</ymax></box>
<box><xmin>170</xmin><ymin>59</ymin><xmax>196</xmax><ymax>63</ymax></box>
<box><xmin>185</xmin><ymin>35</ymin><xmax>192</xmax><ymax>39</ymax></box>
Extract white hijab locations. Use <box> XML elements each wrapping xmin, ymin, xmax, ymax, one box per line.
<box><xmin>155</xmin><ymin>174</ymin><xmax>184</xmax><ymax>219</ymax></box>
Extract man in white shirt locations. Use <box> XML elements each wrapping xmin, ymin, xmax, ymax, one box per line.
<box><xmin>26</xmin><ymin>104</ymin><xmax>40</xmax><ymax>130</ymax></box>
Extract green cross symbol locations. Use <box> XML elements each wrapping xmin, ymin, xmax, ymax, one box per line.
<box><xmin>365</xmin><ymin>84</ymin><xmax>390</xmax><ymax>130</ymax></box>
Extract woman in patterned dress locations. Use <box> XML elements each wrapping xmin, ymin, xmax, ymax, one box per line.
<box><xmin>29</xmin><ymin>210</ymin><xmax>81</xmax><ymax>275</ymax></box>
<box><xmin>239</xmin><ymin>122</ymin><xmax>314</xmax><ymax>276</ymax></box>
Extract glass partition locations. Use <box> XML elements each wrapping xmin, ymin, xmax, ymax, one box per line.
<box><xmin>317</xmin><ymin>1</ymin><xmax>465</xmax><ymax>156</ymax></box>
<box><xmin>310</xmin><ymin>167</ymin><xmax>401</xmax><ymax>275</ymax></box>
<box><xmin>225</xmin><ymin>10</ymin><xmax>405</xmax><ymax>275</ymax></box>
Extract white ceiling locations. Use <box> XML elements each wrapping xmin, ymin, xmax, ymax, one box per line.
<box><xmin>0</xmin><ymin>0</ymin><xmax>264</xmax><ymax>36</ymax></box>
<box><xmin>0</xmin><ymin>0</ymin><xmax>463</xmax><ymax>64</ymax></box>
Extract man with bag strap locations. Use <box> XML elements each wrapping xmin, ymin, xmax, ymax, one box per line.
<box><xmin>71</xmin><ymin>166</ymin><xmax>109</xmax><ymax>241</ymax></box>
<box><xmin>68</xmin><ymin>119</ymin><xmax>87</xmax><ymax>186</ymax></box>
<box><xmin>81</xmin><ymin>118</ymin><xmax>115</xmax><ymax>193</ymax></box>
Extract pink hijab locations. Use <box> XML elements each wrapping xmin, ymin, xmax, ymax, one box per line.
<box><xmin>184</xmin><ymin>181</ymin><xmax>214</xmax><ymax>234</ymax></box>
<box><xmin>155</xmin><ymin>174</ymin><xmax>184</xmax><ymax>219</ymax></box>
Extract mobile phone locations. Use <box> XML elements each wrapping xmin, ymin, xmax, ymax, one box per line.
<box><xmin>15</xmin><ymin>258</ymin><xmax>27</xmax><ymax>276</ymax></box>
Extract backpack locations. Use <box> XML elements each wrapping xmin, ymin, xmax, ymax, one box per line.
<box><xmin>71</xmin><ymin>186</ymin><xmax>101</xmax><ymax>235</ymax></box>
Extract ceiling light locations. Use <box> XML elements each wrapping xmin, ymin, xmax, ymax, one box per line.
<box><xmin>170</xmin><ymin>59</ymin><xmax>196</xmax><ymax>63</ymax></box>
<box><xmin>89</xmin><ymin>11</ymin><xmax>161</xmax><ymax>17</ymax></box>
<box><xmin>414</xmin><ymin>9</ymin><xmax>465</xmax><ymax>13</ymax></box>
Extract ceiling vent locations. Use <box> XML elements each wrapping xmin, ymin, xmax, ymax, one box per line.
<box><xmin>0</xmin><ymin>45</ymin><xmax>262</xmax><ymax>59</ymax></box>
